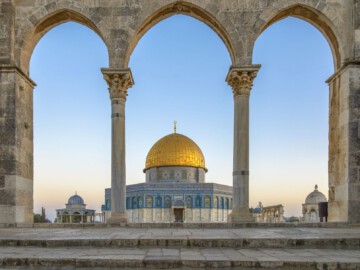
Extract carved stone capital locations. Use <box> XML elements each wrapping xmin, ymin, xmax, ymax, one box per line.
<box><xmin>226</xmin><ymin>65</ymin><xmax>261</xmax><ymax>97</ymax></box>
<box><xmin>101</xmin><ymin>68</ymin><xmax>134</xmax><ymax>100</ymax></box>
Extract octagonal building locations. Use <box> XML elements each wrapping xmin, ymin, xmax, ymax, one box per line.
<box><xmin>102</xmin><ymin>129</ymin><xmax>232</xmax><ymax>223</ymax></box>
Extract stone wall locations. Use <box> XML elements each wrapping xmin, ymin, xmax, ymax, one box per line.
<box><xmin>0</xmin><ymin>0</ymin><xmax>359</xmax><ymax>223</ymax></box>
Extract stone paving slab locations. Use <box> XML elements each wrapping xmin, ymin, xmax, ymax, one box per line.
<box><xmin>0</xmin><ymin>247</ymin><xmax>359</xmax><ymax>269</ymax></box>
<box><xmin>0</xmin><ymin>227</ymin><xmax>359</xmax><ymax>249</ymax></box>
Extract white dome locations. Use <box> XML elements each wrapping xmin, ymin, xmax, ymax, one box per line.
<box><xmin>305</xmin><ymin>185</ymin><xmax>327</xmax><ymax>204</ymax></box>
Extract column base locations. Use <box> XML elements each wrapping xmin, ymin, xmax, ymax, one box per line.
<box><xmin>229</xmin><ymin>207</ymin><xmax>255</xmax><ymax>222</ymax></box>
<box><xmin>107</xmin><ymin>213</ymin><xmax>128</xmax><ymax>224</ymax></box>
<box><xmin>0</xmin><ymin>175</ymin><xmax>33</xmax><ymax>224</ymax></box>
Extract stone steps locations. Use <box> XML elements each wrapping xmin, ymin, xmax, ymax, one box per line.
<box><xmin>0</xmin><ymin>227</ymin><xmax>359</xmax><ymax>249</ymax></box>
<box><xmin>2</xmin><ymin>222</ymin><xmax>357</xmax><ymax>229</ymax></box>
<box><xmin>0</xmin><ymin>246</ymin><xmax>359</xmax><ymax>269</ymax></box>
<box><xmin>1</xmin><ymin>237</ymin><xmax>360</xmax><ymax>249</ymax></box>
<box><xmin>0</xmin><ymin>227</ymin><xmax>359</xmax><ymax>269</ymax></box>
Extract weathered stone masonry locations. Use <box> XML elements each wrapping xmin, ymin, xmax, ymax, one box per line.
<box><xmin>0</xmin><ymin>0</ymin><xmax>359</xmax><ymax>223</ymax></box>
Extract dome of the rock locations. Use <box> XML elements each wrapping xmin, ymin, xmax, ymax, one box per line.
<box><xmin>145</xmin><ymin>133</ymin><xmax>206</xmax><ymax>171</ymax></box>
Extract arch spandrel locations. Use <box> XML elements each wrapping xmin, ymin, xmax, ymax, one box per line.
<box><xmin>13</xmin><ymin>0</ymin><xmax>352</xmax><ymax>72</ymax></box>
<box><xmin>123</xmin><ymin>1</ymin><xmax>237</xmax><ymax>67</ymax></box>
<box><xmin>250</xmin><ymin>1</ymin><xmax>350</xmax><ymax>70</ymax></box>
<box><xmin>16</xmin><ymin>5</ymin><xmax>111</xmax><ymax>73</ymax></box>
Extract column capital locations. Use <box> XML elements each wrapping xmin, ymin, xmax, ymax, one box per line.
<box><xmin>0</xmin><ymin>65</ymin><xmax>37</xmax><ymax>88</ymax></box>
<box><xmin>226</xmin><ymin>65</ymin><xmax>261</xmax><ymax>97</ymax></box>
<box><xmin>101</xmin><ymin>68</ymin><xmax>134</xmax><ymax>100</ymax></box>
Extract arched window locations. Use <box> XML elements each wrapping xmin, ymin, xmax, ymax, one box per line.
<box><xmin>146</xmin><ymin>195</ymin><xmax>153</xmax><ymax>208</ymax></box>
<box><xmin>186</xmin><ymin>196</ymin><xmax>193</xmax><ymax>208</ymax></box>
<box><xmin>195</xmin><ymin>196</ymin><xmax>202</xmax><ymax>208</ymax></box>
<box><xmin>126</xmin><ymin>197</ymin><xmax>131</xmax><ymax>209</ymax></box>
<box><xmin>138</xmin><ymin>196</ymin><xmax>143</xmax><ymax>208</ymax></box>
<box><xmin>204</xmin><ymin>196</ymin><xmax>211</xmax><ymax>208</ymax></box>
<box><xmin>132</xmin><ymin>197</ymin><xmax>137</xmax><ymax>209</ymax></box>
<box><xmin>156</xmin><ymin>196</ymin><xmax>162</xmax><ymax>208</ymax></box>
<box><xmin>221</xmin><ymin>197</ymin><xmax>225</xmax><ymax>209</ymax></box>
<box><xmin>165</xmin><ymin>196</ymin><xmax>171</xmax><ymax>208</ymax></box>
<box><xmin>226</xmin><ymin>198</ymin><xmax>230</xmax><ymax>210</ymax></box>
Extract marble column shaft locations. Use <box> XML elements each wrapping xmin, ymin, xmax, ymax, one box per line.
<box><xmin>226</xmin><ymin>65</ymin><xmax>260</xmax><ymax>222</ymax></box>
<box><xmin>102</xmin><ymin>68</ymin><xmax>134</xmax><ymax>224</ymax></box>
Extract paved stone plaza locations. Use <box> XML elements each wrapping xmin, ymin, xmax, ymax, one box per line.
<box><xmin>0</xmin><ymin>226</ymin><xmax>359</xmax><ymax>269</ymax></box>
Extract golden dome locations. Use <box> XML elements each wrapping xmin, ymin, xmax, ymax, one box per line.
<box><xmin>145</xmin><ymin>133</ymin><xmax>207</xmax><ymax>171</ymax></box>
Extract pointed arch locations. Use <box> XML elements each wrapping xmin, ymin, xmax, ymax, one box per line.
<box><xmin>254</xmin><ymin>4</ymin><xmax>341</xmax><ymax>69</ymax></box>
<box><xmin>19</xmin><ymin>9</ymin><xmax>109</xmax><ymax>73</ymax></box>
<box><xmin>125</xmin><ymin>1</ymin><xmax>235</xmax><ymax>66</ymax></box>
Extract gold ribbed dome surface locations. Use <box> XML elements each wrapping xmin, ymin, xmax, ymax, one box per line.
<box><xmin>145</xmin><ymin>133</ymin><xmax>206</xmax><ymax>171</ymax></box>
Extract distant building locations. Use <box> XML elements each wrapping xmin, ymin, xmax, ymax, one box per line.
<box><xmin>252</xmin><ymin>202</ymin><xmax>284</xmax><ymax>222</ymax></box>
<box><xmin>56</xmin><ymin>193</ymin><xmax>95</xmax><ymax>223</ymax></box>
<box><xmin>302</xmin><ymin>185</ymin><xmax>327</xmax><ymax>222</ymax></box>
<box><xmin>102</xmin><ymin>128</ymin><xmax>232</xmax><ymax>223</ymax></box>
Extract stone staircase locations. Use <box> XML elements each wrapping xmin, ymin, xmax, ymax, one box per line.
<box><xmin>0</xmin><ymin>224</ymin><xmax>359</xmax><ymax>269</ymax></box>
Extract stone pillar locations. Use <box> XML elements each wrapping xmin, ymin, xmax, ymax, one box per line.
<box><xmin>327</xmin><ymin>62</ymin><xmax>360</xmax><ymax>223</ymax></box>
<box><xmin>226</xmin><ymin>65</ymin><xmax>260</xmax><ymax>222</ymax></box>
<box><xmin>101</xmin><ymin>68</ymin><xmax>134</xmax><ymax>224</ymax></box>
<box><xmin>0</xmin><ymin>66</ymin><xmax>35</xmax><ymax>224</ymax></box>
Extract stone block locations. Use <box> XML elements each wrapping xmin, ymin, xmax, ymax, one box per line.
<box><xmin>0</xmin><ymin>160</ymin><xmax>16</xmax><ymax>175</ymax></box>
<box><xmin>0</xmin><ymin>176</ymin><xmax>4</xmax><ymax>188</ymax></box>
<box><xmin>0</xmin><ymin>189</ymin><xmax>14</xmax><ymax>205</ymax></box>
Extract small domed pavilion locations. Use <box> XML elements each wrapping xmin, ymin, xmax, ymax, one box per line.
<box><xmin>302</xmin><ymin>185</ymin><xmax>327</xmax><ymax>222</ymax></box>
<box><xmin>56</xmin><ymin>193</ymin><xmax>95</xmax><ymax>223</ymax></box>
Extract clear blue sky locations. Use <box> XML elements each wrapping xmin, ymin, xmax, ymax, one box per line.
<box><xmin>30</xmin><ymin>15</ymin><xmax>333</xmax><ymax>221</ymax></box>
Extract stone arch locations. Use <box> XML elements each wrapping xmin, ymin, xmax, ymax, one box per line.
<box><xmin>124</xmin><ymin>1</ymin><xmax>235</xmax><ymax>66</ymax></box>
<box><xmin>174</xmin><ymin>200</ymin><xmax>185</xmax><ymax>207</ymax></box>
<box><xmin>251</xmin><ymin>3</ymin><xmax>344</xmax><ymax>222</ymax></box>
<box><xmin>253</xmin><ymin>4</ymin><xmax>341</xmax><ymax>69</ymax></box>
<box><xmin>19</xmin><ymin>8</ymin><xmax>109</xmax><ymax>74</ymax></box>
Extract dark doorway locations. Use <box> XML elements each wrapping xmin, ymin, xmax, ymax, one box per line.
<box><xmin>174</xmin><ymin>208</ymin><xmax>184</xmax><ymax>222</ymax></box>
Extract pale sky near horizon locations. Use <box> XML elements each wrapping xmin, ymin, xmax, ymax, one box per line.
<box><xmin>30</xmin><ymin>15</ymin><xmax>333</xmax><ymax>221</ymax></box>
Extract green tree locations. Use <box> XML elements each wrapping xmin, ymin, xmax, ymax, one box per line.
<box><xmin>33</xmin><ymin>207</ymin><xmax>51</xmax><ymax>223</ymax></box>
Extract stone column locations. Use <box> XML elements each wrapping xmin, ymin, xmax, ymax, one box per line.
<box><xmin>327</xmin><ymin>62</ymin><xmax>360</xmax><ymax>223</ymax></box>
<box><xmin>226</xmin><ymin>65</ymin><xmax>260</xmax><ymax>222</ymax></box>
<box><xmin>101</xmin><ymin>68</ymin><xmax>134</xmax><ymax>224</ymax></box>
<box><xmin>0</xmin><ymin>66</ymin><xmax>35</xmax><ymax>224</ymax></box>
